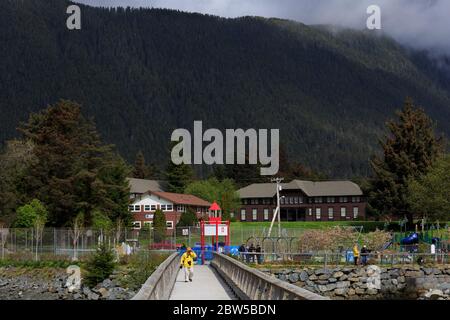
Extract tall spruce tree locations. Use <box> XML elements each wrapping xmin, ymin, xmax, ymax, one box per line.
<box><xmin>166</xmin><ymin>161</ymin><xmax>194</xmax><ymax>193</ymax></box>
<box><xmin>133</xmin><ymin>151</ymin><xmax>149</xmax><ymax>179</ymax></box>
<box><xmin>152</xmin><ymin>208</ymin><xmax>167</xmax><ymax>243</ymax></box>
<box><xmin>18</xmin><ymin>100</ymin><xmax>131</xmax><ymax>226</ymax></box>
<box><xmin>165</xmin><ymin>140</ymin><xmax>194</xmax><ymax>193</ymax></box>
<box><xmin>368</xmin><ymin>98</ymin><xmax>443</xmax><ymax>223</ymax></box>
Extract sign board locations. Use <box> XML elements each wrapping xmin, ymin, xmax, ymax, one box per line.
<box><xmin>204</xmin><ymin>224</ymin><xmax>228</xmax><ymax>236</ymax></box>
<box><xmin>182</xmin><ymin>228</ymin><xmax>189</xmax><ymax>236</ymax></box>
<box><xmin>145</xmin><ymin>214</ymin><xmax>154</xmax><ymax>219</ymax></box>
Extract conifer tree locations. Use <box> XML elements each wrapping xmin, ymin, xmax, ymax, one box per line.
<box><xmin>176</xmin><ymin>207</ymin><xmax>198</xmax><ymax>227</ymax></box>
<box><xmin>368</xmin><ymin>98</ymin><xmax>443</xmax><ymax>222</ymax></box>
<box><xmin>152</xmin><ymin>208</ymin><xmax>167</xmax><ymax>243</ymax></box>
<box><xmin>165</xmin><ymin>141</ymin><xmax>194</xmax><ymax>193</ymax></box>
<box><xmin>18</xmin><ymin>100</ymin><xmax>131</xmax><ymax>226</ymax></box>
<box><xmin>133</xmin><ymin>150</ymin><xmax>149</xmax><ymax>179</ymax></box>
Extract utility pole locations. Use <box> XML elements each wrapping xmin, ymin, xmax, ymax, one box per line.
<box><xmin>267</xmin><ymin>177</ymin><xmax>284</xmax><ymax>237</ymax></box>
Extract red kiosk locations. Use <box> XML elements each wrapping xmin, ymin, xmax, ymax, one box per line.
<box><xmin>200</xmin><ymin>201</ymin><xmax>230</xmax><ymax>264</ymax></box>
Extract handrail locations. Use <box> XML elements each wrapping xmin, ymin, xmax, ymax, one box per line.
<box><xmin>131</xmin><ymin>251</ymin><xmax>179</xmax><ymax>300</ymax></box>
<box><xmin>210</xmin><ymin>252</ymin><xmax>329</xmax><ymax>300</ymax></box>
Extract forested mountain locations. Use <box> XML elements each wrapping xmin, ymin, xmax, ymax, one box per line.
<box><xmin>1</xmin><ymin>0</ymin><xmax>450</xmax><ymax>178</ymax></box>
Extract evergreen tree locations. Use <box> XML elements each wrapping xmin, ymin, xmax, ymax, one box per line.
<box><xmin>368</xmin><ymin>98</ymin><xmax>443</xmax><ymax>223</ymax></box>
<box><xmin>84</xmin><ymin>243</ymin><xmax>116</xmax><ymax>288</ymax></box>
<box><xmin>133</xmin><ymin>150</ymin><xmax>149</xmax><ymax>179</ymax></box>
<box><xmin>152</xmin><ymin>208</ymin><xmax>167</xmax><ymax>243</ymax></box>
<box><xmin>224</xmin><ymin>159</ymin><xmax>266</xmax><ymax>188</ymax></box>
<box><xmin>18</xmin><ymin>100</ymin><xmax>131</xmax><ymax>226</ymax></box>
<box><xmin>176</xmin><ymin>208</ymin><xmax>198</xmax><ymax>227</ymax></box>
<box><xmin>165</xmin><ymin>155</ymin><xmax>194</xmax><ymax>193</ymax></box>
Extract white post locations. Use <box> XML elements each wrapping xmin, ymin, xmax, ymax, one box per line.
<box><xmin>267</xmin><ymin>178</ymin><xmax>283</xmax><ymax>237</ymax></box>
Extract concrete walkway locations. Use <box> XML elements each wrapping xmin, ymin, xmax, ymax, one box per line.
<box><xmin>169</xmin><ymin>264</ymin><xmax>235</xmax><ymax>300</ymax></box>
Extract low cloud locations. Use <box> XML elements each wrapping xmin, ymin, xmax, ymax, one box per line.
<box><xmin>75</xmin><ymin>0</ymin><xmax>450</xmax><ymax>55</ymax></box>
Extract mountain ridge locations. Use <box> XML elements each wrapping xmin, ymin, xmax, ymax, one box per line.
<box><xmin>1</xmin><ymin>0</ymin><xmax>450</xmax><ymax>178</ymax></box>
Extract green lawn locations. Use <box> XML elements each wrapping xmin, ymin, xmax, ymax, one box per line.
<box><xmin>230</xmin><ymin>221</ymin><xmax>388</xmax><ymax>231</ymax></box>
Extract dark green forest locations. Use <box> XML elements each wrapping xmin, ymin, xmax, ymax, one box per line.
<box><xmin>1</xmin><ymin>0</ymin><xmax>450</xmax><ymax>178</ymax></box>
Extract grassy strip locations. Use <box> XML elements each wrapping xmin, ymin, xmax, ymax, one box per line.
<box><xmin>0</xmin><ymin>259</ymin><xmax>79</xmax><ymax>269</ymax></box>
<box><xmin>230</xmin><ymin>221</ymin><xmax>389</xmax><ymax>231</ymax></box>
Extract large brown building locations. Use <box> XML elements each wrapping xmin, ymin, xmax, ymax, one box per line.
<box><xmin>127</xmin><ymin>178</ymin><xmax>211</xmax><ymax>233</ymax></box>
<box><xmin>236</xmin><ymin>180</ymin><xmax>366</xmax><ymax>222</ymax></box>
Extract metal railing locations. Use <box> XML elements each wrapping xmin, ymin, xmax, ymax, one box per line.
<box><xmin>236</xmin><ymin>252</ymin><xmax>450</xmax><ymax>267</ymax></box>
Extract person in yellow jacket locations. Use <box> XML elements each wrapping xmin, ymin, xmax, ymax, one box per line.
<box><xmin>353</xmin><ymin>243</ymin><xmax>360</xmax><ymax>266</ymax></box>
<box><xmin>180</xmin><ymin>247</ymin><xmax>197</xmax><ymax>282</ymax></box>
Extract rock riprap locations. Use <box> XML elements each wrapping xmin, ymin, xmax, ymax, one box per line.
<box><xmin>0</xmin><ymin>267</ymin><xmax>136</xmax><ymax>300</ymax></box>
<box><xmin>260</xmin><ymin>265</ymin><xmax>450</xmax><ymax>300</ymax></box>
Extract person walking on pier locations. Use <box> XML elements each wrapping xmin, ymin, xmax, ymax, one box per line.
<box><xmin>353</xmin><ymin>243</ymin><xmax>360</xmax><ymax>266</ymax></box>
<box><xmin>180</xmin><ymin>247</ymin><xmax>197</xmax><ymax>282</ymax></box>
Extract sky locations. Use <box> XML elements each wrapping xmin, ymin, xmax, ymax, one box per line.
<box><xmin>74</xmin><ymin>0</ymin><xmax>450</xmax><ymax>55</ymax></box>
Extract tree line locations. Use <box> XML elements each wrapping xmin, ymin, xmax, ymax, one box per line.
<box><xmin>0</xmin><ymin>98</ymin><xmax>449</xmax><ymax>229</ymax></box>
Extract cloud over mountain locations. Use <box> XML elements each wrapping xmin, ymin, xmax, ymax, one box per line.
<box><xmin>76</xmin><ymin>0</ymin><xmax>450</xmax><ymax>55</ymax></box>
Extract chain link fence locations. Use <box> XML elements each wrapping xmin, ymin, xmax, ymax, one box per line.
<box><xmin>236</xmin><ymin>252</ymin><xmax>450</xmax><ymax>267</ymax></box>
<box><xmin>0</xmin><ymin>227</ymin><xmax>155</xmax><ymax>261</ymax></box>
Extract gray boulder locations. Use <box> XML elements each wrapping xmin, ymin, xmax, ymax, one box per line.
<box><xmin>299</xmin><ymin>271</ymin><xmax>309</xmax><ymax>282</ymax></box>
<box><xmin>288</xmin><ymin>273</ymin><xmax>299</xmax><ymax>283</ymax></box>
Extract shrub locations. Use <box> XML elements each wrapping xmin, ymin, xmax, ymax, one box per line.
<box><xmin>153</xmin><ymin>209</ymin><xmax>166</xmax><ymax>243</ymax></box>
<box><xmin>118</xmin><ymin>251</ymin><xmax>168</xmax><ymax>290</ymax></box>
<box><xmin>84</xmin><ymin>244</ymin><xmax>116</xmax><ymax>288</ymax></box>
<box><xmin>298</xmin><ymin>226</ymin><xmax>392</xmax><ymax>252</ymax></box>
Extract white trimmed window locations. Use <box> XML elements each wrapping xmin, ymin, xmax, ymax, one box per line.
<box><xmin>133</xmin><ymin>205</ymin><xmax>141</xmax><ymax>211</ymax></box>
<box><xmin>328</xmin><ymin>207</ymin><xmax>333</xmax><ymax>219</ymax></box>
<box><xmin>264</xmin><ymin>208</ymin><xmax>269</xmax><ymax>220</ymax></box>
<box><xmin>160</xmin><ymin>205</ymin><xmax>166</xmax><ymax>211</ymax></box>
<box><xmin>132</xmin><ymin>221</ymin><xmax>141</xmax><ymax>229</ymax></box>
<box><xmin>315</xmin><ymin>208</ymin><xmax>321</xmax><ymax>220</ymax></box>
<box><xmin>353</xmin><ymin>207</ymin><xmax>359</xmax><ymax>219</ymax></box>
<box><xmin>144</xmin><ymin>205</ymin><xmax>151</xmax><ymax>211</ymax></box>
<box><xmin>166</xmin><ymin>204</ymin><xmax>173</xmax><ymax>211</ymax></box>
<box><xmin>143</xmin><ymin>221</ymin><xmax>153</xmax><ymax>229</ymax></box>
<box><xmin>315</xmin><ymin>197</ymin><xmax>323</xmax><ymax>204</ymax></box>
<box><xmin>128</xmin><ymin>205</ymin><xmax>134</xmax><ymax>211</ymax></box>
<box><xmin>351</xmin><ymin>196</ymin><xmax>360</xmax><ymax>203</ymax></box>
<box><xmin>241</xmin><ymin>209</ymin><xmax>246</xmax><ymax>221</ymax></box>
<box><xmin>308</xmin><ymin>208</ymin><xmax>312</xmax><ymax>216</ymax></box>
<box><xmin>339</xmin><ymin>197</ymin><xmax>348</xmax><ymax>203</ymax></box>
<box><xmin>151</xmin><ymin>205</ymin><xmax>156</xmax><ymax>211</ymax></box>
<box><xmin>327</xmin><ymin>197</ymin><xmax>335</xmax><ymax>203</ymax></box>
<box><xmin>252</xmin><ymin>209</ymin><xmax>257</xmax><ymax>221</ymax></box>
<box><xmin>166</xmin><ymin>221</ymin><xmax>174</xmax><ymax>229</ymax></box>
<box><xmin>341</xmin><ymin>207</ymin><xmax>346</xmax><ymax>217</ymax></box>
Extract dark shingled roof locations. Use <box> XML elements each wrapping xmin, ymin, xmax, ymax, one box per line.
<box><xmin>150</xmin><ymin>191</ymin><xmax>211</xmax><ymax>207</ymax></box>
<box><xmin>238</xmin><ymin>180</ymin><xmax>363</xmax><ymax>198</ymax></box>
<box><xmin>127</xmin><ymin>178</ymin><xmax>167</xmax><ymax>194</ymax></box>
